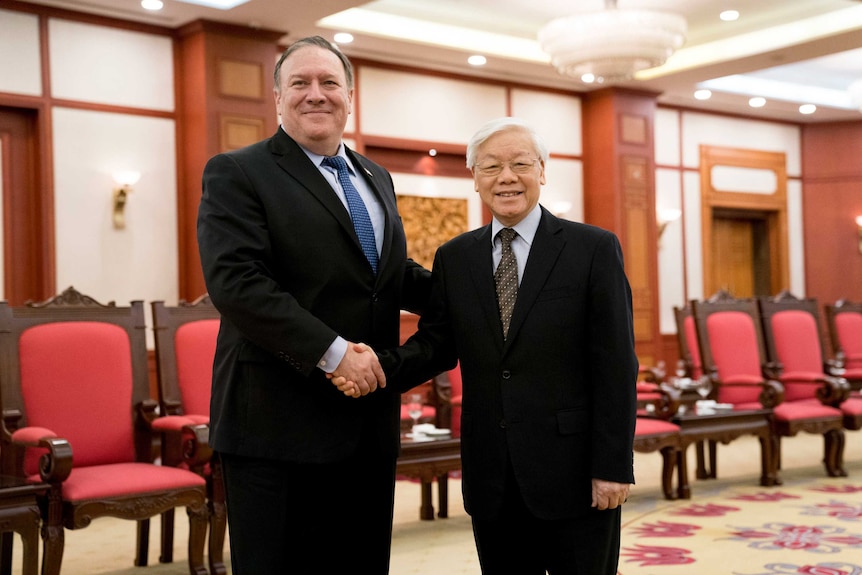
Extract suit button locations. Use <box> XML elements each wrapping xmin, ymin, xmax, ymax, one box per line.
<box><xmin>371</xmin><ymin>293</ymin><xmax>379</xmax><ymax>302</ymax></box>
<box><xmin>502</xmin><ymin>370</ymin><xmax>511</xmax><ymax>380</ymax></box>
<box><xmin>499</xmin><ymin>419</ymin><xmax>507</xmax><ymax>428</ymax></box>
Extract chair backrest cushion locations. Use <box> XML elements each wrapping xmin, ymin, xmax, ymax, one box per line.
<box><xmin>770</xmin><ymin>310</ymin><xmax>822</xmax><ymax>402</ymax></box>
<box><xmin>174</xmin><ymin>319</ymin><xmax>218</xmax><ymax>418</ymax></box>
<box><xmin>706</xmin><ymin>311</ymin><xmax>762</xmax><ymax>405</ymax></box>
<box><xmin>835</xmin><ymin>312</ymin><xmax>862</xmax><ymax>369</ymax></box>
<box><xmin>683</xmin><ymin>315</ymin><xmax>703</xmax><ymax>378</ymax></box>
<box><xmin>19</xmin><ymin>322</ymin><xmax>136</xmax><ymax>467</ymax></box>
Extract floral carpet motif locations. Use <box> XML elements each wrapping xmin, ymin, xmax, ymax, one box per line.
<box><xmin>619</xmin><ymin>477</ymin><xmax>862</xmax><ymax>575</ymax></box>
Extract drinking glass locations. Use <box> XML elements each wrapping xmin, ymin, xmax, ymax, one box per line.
<box><xmin>406</xmin><ymin>393</ymin><xmax>424</xmax><ymax>436</ymax></box>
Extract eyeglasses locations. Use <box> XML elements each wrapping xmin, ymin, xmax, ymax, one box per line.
<box><xmin>474</xmin><ymin>158</ymin><xmax>540</xmax><ymax>177</ymax></box>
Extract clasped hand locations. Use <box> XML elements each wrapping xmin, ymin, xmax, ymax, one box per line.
<box><xmin>327</xmin><ymin>342</ymin><xmax>384</xmax><ymax>398</ymax></box>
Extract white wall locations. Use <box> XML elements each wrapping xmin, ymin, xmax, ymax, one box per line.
<box><xmin>52</xmin><ymin>108</ymin><xmax>178</xmax><ymax>342</ymax></box>
<box><xmin>359</xmin><ymin>68</ymin><xmax>585</xmax><ymax>224</ymax></box>
<box><xmin>0</xmin><ymin>9</ymin><xmax>41</xmax><ymax>96</ymax></box>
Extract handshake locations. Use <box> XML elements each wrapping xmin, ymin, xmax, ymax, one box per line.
<box><xmin>326</xmin><ymin>342</ymin><xmax>384</xmax><ymax>398</ymax></box>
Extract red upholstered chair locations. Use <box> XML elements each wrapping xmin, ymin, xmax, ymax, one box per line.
<box><xmin>673</xmin><ymin>305</ymin><xmax>703</xmax><ymax>381</ymax></box>
<box><xmin>759</xmin><ymin>291</ymin><xmax>861</xmax><ymax>433</ymax></box>
<box><xmin>0</xmin><ymin>287</ymin><xmax>208</xmax><ymax>575</ymax></box>
<box><xmin>825</xmin><ymin>299</ymin><xmax>862</xmax><ymax>392</ymax></box>
<box><xmin>150</xmin><ymin>296</ymin><xmax>226</xmax><ymax>575</ymax></box>
<box><xmin>633</xmin><ymin>367</ymin><xmax>681</xmax><ymax>500</ymax></box>
<box><xmin>693</xmin><ymin>290</ymin><xmax>846</xmax><ymax>478</ymax></box>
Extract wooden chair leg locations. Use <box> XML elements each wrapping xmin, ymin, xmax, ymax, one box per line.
<box><xmin>0</xmin><ymin>531</ymin><xmax>12</xmax><ymax>575</ymax></box>
<box><xmin>187</xmin><ymin>503</ymin><xmax>209</xmax><ymax>575</ymax></box>
<box><xmin>40</xmin><ymin>519</ymin><xmax>64</xmax><ymax>575</ymax></box>
<box><xmin>160</xmin><ymin>509</ymin><xmax>175</xmax><ymax>563</ymax></box>
<box><xmin>823</xmin><ymin>429</ymin><xmax>847</xmax><ymax>477</ymax></box>
<box><xmin>660</xmin><ymin>446</ymin><xmax>677</xmax><ymax>500</ymax></box>
<box><xmin>208</xmin><ymin>457</ymin><xmax>228</xmax><ymax>575</ymax></box>
<box><xmin>135</xmin><ymin>519</ymin><xmax>150</xmax><ymax>566</ymax></box>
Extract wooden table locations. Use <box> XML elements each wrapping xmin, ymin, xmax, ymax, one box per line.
<box><xmin>397</xmin><ymin>435</ymin><xmax>461</xmax><ymax>520</ymax></box>
<box><xmin>672</xmin><ymin>408</ymin><xmax>778</xmax><ymax>499</ymax></box>
<box><xmin>0</xmin><ymin>476</ymin><xmax>49</xmax><ymax>575</ymax></box>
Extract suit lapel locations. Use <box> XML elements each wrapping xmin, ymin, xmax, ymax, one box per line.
<box><xmin>504</xmin><ymin>208</ymin><xmax>565</xmax><ymax>350</ymax></box>
<box><xmin>270</xmin><ymin>131</ymin><xmax>356</xmax><ymax>241</ymax></box>
<box><xmin>468</xmin><ymin>225</ymin><xmax>507</xmax><ymax>349</ymax></box>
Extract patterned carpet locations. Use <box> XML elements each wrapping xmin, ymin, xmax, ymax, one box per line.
<box><xmin>619</xmin><ymin>466</ymin><xmax>862</xmax><ymax>575</ymax></box>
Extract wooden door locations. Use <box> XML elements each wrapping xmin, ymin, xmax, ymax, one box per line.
<box><xmin>0</xmin><ymin>106</ymin><xmax>53</xmax><ymax>303</ymax></box>
<box><xmin>709</xmin><ymin>212</ymin><xmax>773</xmax><ymax>298</ymax></box>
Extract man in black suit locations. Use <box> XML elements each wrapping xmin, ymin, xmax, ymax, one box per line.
<box><xmin>342</xmin><ymin>117</ymin><xmax>638</xmax><ymax>574</ymax></box>
<box><xmin>197</xmin><ymin>36</ymin><xmax>429</xmax><ymax>574</ymax></box>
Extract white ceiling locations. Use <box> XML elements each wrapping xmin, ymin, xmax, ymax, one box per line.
<box><xmin>18</xmin><ymin>0</ymin><xmax>862</xmax><ymax>123</ymax></box>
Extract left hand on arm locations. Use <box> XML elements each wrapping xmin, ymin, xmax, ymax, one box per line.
<box><xmin>591</xmin><ymin>479</ymin><xmax>630</xmax><ymax>510</ymax></box>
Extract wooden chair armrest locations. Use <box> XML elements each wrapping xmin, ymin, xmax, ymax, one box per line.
<box><xmin>716</xmin><ymin>375</ymin><xmax>785</xmax><ymax>408</ymax></box>
<box><xmin>8</xmin><ymin>427</ymin><xmax>72</xmax><ymax>483</ymax></box>
<box><xmin>777</xmin><ymin>372</ymin><xmax>850</xmax><ymax>406</ymax></box>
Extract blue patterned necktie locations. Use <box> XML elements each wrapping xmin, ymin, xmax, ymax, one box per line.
<box><xmin>323</xmin><ymin>156</ymin><xmax>379</xmax><ymax>275</ymax></box>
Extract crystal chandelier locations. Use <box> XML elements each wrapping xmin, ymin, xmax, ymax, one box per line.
<box><xmin>538</xmin><ymin>0</ymin><xmax>687</xmax><ymax>84</ymax></box>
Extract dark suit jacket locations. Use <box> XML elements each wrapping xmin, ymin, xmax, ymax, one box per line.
<box><xmin>198</xmin><ymin>128</ymin><xmax>429</xmax><ymax>463</ymax></box>
<box><xmin>382</xmin><ymin>207</ymin><xmax>638</xmax><ymax>520</ymax></box>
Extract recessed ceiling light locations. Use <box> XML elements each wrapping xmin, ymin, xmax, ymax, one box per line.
<box><xmin>141</xmin><ymin>0</ymin><xmax>163</xmax><ymax>10</ymax></box>
<box><xmin>799</xmin><ymin>104</ymin><xmax>817</xmax><ymax>115</ymax></box>
<box><xmin>174</xmin><ymin>0</ymin><xmax>250</xmax><ymax>9</ymax></box>
<box><xmin>720</xmin><ymin>10</ymin><xmax>740</xmax><ymax>22</ymax></box>
<box><xmin>581</xmin><ymin>73</ymin><xmax>596</xmax><ymax>84</ymax></box>
<box><xmin>749</xmin><ymin>96</ymin><xmax>766</xmax><ymax>108</ymax></box>
<box><xmin>694</xmin><ymin>89</ymin><xmax>712</xmax><ymax>100</ymax></box>
<box><xmin>468</xmin><ymin>55</ymin><xmax>487</xmax><ymax>66</ymax></box>
<box><xmin>429</xmin><ymin>149</ymin><xmax>438</xmax><ymax>157</ymax></box>
<box><xmin>334</xmin><ymin>32</ymin><xmax>354</xmax><ymax>44</ymax></box>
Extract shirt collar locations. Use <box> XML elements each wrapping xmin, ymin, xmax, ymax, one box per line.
<box><xmin>289</xmin><ymin>135</ymin><xmax>352</xmax><ymax>175</ymax></box>
<box><xmin>491</xmin><ymin>204</ymin><xmax>542</xmax><ymax>247</ymax></box>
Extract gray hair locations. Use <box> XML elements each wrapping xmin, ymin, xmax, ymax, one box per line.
<box><xmin>274</xmin><ymin>36</ymin><xmax>354</xmax><ymax>92</ymax></box>
<box><xmin>466</xmin><ymin>117</ymin><xmax>550</xmax><ymax>169</ymax></box>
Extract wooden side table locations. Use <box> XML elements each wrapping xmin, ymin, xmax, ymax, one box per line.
<box><xmin>0</xmin><ymin>476</ymin><xmax>48</xmax><ymax>575</ymax></box>
<box><xmin>397</xmin><ymin>436</ymin><xmax>461</xmax><ymax>520</ymax></box>
<box><xmin>672</xmin><ymin>408</ymin><xmax>778</xmax><ymax>499</ymax></box>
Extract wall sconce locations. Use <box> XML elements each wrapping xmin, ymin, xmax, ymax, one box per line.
<box><xmin>657</xmin><ymin>207</ymin><xmax>682</xmax><ymax>240</ymax></box>
<box><xmin>855</xmin><ymin>215</ymin><xmax>862</xmax><ymax>254</ymax></box>
<box><xmin>112</xmin><ymin>170</ymin><xmax>141</xmax><ymax>229</ymax></box>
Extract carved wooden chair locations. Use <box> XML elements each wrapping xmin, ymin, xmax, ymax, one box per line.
<box><xmin>693</xmin><ymin>289</ymin><xmax>846</xmax><ymax>478</ymax></box>
<box><xmin>0</xmin><ymin>287</ymin><xmax>208</xmax><ymax>575</ymax></box>
<box><xmin>633</xmin><ymin>367</ymin><xmax>681</xmax><ymax>500</ymax></box>
<box><xmin>673</xmin><ymin>304</ymin><xmax>704</xmax><ymax>381</ymax></box>
<box><xmin>824</xmin><ymin>299</ymin><xmax>862</xmax><ymax>392</ymax></box>
<box><xmin>759</xmin><ymin>291</ymin><xmax>861</xmax><ymax>432</ymax></box>
<box><xmin>151</xmin><ymin>296</ymin><xmax>226</xmax><ymax>575</ymax></box>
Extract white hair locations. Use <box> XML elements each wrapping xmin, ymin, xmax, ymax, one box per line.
<box><xmin>465</xmin><ymin>117</ymin><xmax>550</xmax><ymax>168</ymax></box>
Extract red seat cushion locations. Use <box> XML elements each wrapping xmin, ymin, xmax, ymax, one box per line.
<box><xmin>174</xmin><ymin>320</ymin><xmax>219</xmax><ymax>417</ymax></box>
<box><xmin>50</xmin><ymin>462</ymin><xmax>205</xmax><ymax>502</ymax></box>
<box><xmin>635</xmin><ymin>418</ymin><xmax>680</xmax><ymax>436</ymax></box>
<box><xmin>773</xmin><ymin>401</ymin><xmax>842</xmax><ymax>422</ymax></box>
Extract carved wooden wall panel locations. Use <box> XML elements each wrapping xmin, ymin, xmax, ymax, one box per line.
<box><xmin>396</xmin><ymin>195</ymin><xmax>468</xmax><ymax>270</ymax></box>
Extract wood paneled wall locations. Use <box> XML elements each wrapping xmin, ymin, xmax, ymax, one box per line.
<box><xmin>801</xmin><ymin>121</ymin><xmax>862</xmax><ymax>307</ymax></box>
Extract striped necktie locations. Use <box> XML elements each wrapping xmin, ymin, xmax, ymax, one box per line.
<box><xmin>323</xmin><ymin>156</ymin><xmax>379</xmax><ymax>275</ymax></box>
<box><xmin>495</xmin><ymin>228</ymin><xmax>519</xmax><ymax>339</ymax></box>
